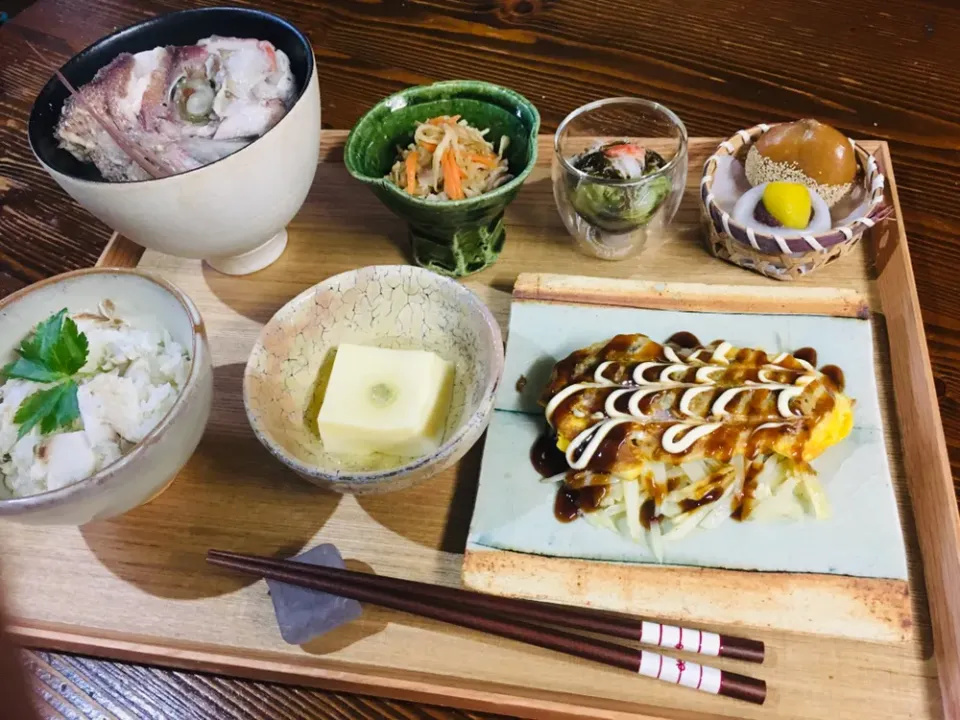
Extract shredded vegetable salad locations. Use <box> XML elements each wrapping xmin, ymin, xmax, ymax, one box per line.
<box><xmin>387</xmin><ymin>115</ymin><xmax>512</xmax><ymax>200</ymax></box>
<box><xmin>545</xmin><ymin>455</ymin><xmax>830</xmax><ymax>561</ymax></box>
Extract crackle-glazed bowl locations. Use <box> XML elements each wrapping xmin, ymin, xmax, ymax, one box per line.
<box><xmin>244</xmin><ymin>265</ymin><xmax>504</xmax><ymax>494</ymax></box>
<box><xmin>0</xmin><ymin>269</ymin><xmax>213</xmax><ymax>525</ymax></box>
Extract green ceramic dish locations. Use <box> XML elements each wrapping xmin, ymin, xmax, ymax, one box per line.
<box><xmin>345</xmin><ymin>80</ymin><xmax>540</xmax><ymax>277</ymax></box>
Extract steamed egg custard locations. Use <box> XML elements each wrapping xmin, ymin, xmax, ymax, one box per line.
<box><xmin>317</xmin><ymin>344</ymin><xmax>454</xmax><ymax>459</ymax></box>
<box><xmin>535</xmin><ymin>332</ymin><xmax>853</xmax><ymax>557</ymax></box>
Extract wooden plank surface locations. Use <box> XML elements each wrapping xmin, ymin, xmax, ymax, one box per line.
<box><xmin>0</xmin><ymin>133</ymin><xmax>942</xmax><ymax>720</ymax></box>
<box><xmin>23</xmin><ymin>651</ymin><xmax>501</xmax><ymax>720</ymax></box>
<box><xmin>1</xmin><ymin>0</ymin><xmax>959</xmax><ymax>718</ymax></box>
<box><xmin>874</xmin><ymin>142</ymin><xmax>960</xmax><ymax>715</ymax></box>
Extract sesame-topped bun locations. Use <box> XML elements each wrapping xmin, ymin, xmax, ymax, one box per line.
<box><xmin>744</xmin><ymin>119</ymin><xmax>857</xmax><ymax>207</ymax></box>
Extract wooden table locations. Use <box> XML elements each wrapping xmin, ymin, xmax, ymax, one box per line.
<box><xmin>1</xmin><ymin>0</ymin><xmax>958</xmax><ymax>717</ymax></box>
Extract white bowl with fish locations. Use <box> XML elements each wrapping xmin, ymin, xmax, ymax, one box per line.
<box><xmin>0</xmin><ymin>269</ymin><xmax>213</xmax><ymax>525</ymax></box>
<box><xmin>28</xmin><ymin>8</ymin><xmax>321</xmax><ymax>276</ymax></box>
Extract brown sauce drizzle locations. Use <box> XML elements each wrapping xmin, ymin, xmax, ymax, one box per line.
<box><xmin>554</xmin><ymin>483</ymin><xmax>607</xmax><ymax>522</ymax></box>
<box><xmin>553</xmin><ymin>391</ymin><xmax>584</xmax><ymax>426</ymax></box>
<box><xmin>639</xmin><ymin>498</ymin><xmax>658</xmax><ymax>529</ymax></box>
<box><xmin>733</xmin><ymin>347</ymin><xmax>768</xmax><ymax>365</ymax></box>
<box><xmin>569</xmin><ymin>427</ymin><xmax>597</xmax><ymax>465</ymax></box>
<box><xmin>820</xmin><ymin>364</ymin><xmax>845</xmax><ymax>392</ymax></box>
<box><xmin>701</xmin><ymin>424</ymin><xmax>739</xmax><ymax>463</ymax></box>
<box><xmin>793</xmin><ymin>347</ymin><xmax>818</xmax><ymax>366</ymax></box>
<box><xmin>554</xmin><ymin>485</ymin><xmax>580</xmax><ymax>522</ymax></box>
<box><xmin>745</xmin><ymin>422</ymin><xmax>783</xmax><ymax>460</ymax></box>
<box><xmin>531</xmin><ymin>431</ymin><xmax>569</xmax><ymax>477</ymax></box>
<box><xmin>744</xmin><ymin>387</ymin><xmax>772</xmax><ymax>417</ymax></box>
<box><xmin>764</xmin><ymin>368</ymin><xmax>800</xmax><ymax>384</ymax></box>
<box><xmin>676</xmin><ymin>367</ymin><xmax>698</xmax><ymax>383</ymax></box>
<box><xmin>612</xmin><ymin>392</ymin><xmax>632</xmax><ymax>414</ymax></box>
<box><xmin>601</xmin><ymin>362</ymin><xmax>640</xmax><ymax>385</ymax></box>
<box><xmin>548</xmin><ymin>348</ymin><xmax>592</xmax><ymax>391</ymax></box>
<box><xmin>636</xmin><ymin>391</ymin><xmax>658</xmax><ymax>415</ymax></box>
<box><xmin>679</xmin><ymin>485</ymin><xmax>724</xmax><ymax>513</ymax></box>
<box><xmin>565</xmin><ymin>470</ymin><xmax>613</xmax><ymax>489</ymax></box>
<box><xmin>732</xmin><ymin>459</ymin><xmax>764</xmax><ymax>521</ymax></box>
<box><xmin>666</xmin><ymin>331</ymin><xmax>701</xmax><ymax>349</ymax></box>
<box><xmin>775</xmin><ymin>354</ymin><xmax>806</xmax><ymax>371</ymax></box>
<box><xmin>604</xmin><ymin>334</ymin><xmax>637</xmax><ymax>355</ymax></box>
<box><xmin>639</xmin><ymin>364</ymin><xmax>662</xmax><ymax>382</ymax></box>
<box><xmin>589</xmin><ymin>423</ymin><xmax>630</xmax><ymax>472</ymax></box>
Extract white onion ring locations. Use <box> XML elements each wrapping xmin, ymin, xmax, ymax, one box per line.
<box><xmin>732</xmin><ymin>183</ymin><xmax>831</xmax><ymax>237</ymax></box>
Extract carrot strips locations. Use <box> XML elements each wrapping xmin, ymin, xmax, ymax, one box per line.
<box><xmin>428</xmin><ymin>115</ymin><xmax>461</xmax><ymax>126</ymax></box>
<box><xmin>469</xmin><ymin>152</ymin><xmax>498</xmax><ymax>168</ymax></box>
<box><xmin>405</xmin><ymin>152</ymin><xmax>418</xmax><ymax>194</ymax></box>
<box><xmin>442</xmin><ymin>148</ymin><xmax>464</xmax><ymax>200</ymax></box>
<box><xmin>392</xmin><ymin>114</ymin><xmax>509</xmax><ymax>199</ymax></box>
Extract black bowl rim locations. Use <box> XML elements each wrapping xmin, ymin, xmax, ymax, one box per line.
<box><xmin>28</xmin><ymin>6</ymin><xmax>315</xmax><ymax>186</ymax></box>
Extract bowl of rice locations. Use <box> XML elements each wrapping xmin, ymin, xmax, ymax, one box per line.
<box><xmin>0</xmin><ymin>268</ymin><xmax>212</xmax><ymax>525</ymax></box>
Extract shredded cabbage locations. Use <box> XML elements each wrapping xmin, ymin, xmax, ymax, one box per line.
<box><xmin>388</xmin><ymin>115</ymin><xmax>512</xmax><ymax>200</ymax></box>
<box><xmin>564</xmin><ymin>453</ymin><xmax>831</xmax><ymax>558</ymax></box>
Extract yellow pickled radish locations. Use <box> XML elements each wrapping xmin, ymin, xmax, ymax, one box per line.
<box><xmin>761</xmin><ymin>182</ymin><xmax>812</xmax><ymax>229</ymax></box>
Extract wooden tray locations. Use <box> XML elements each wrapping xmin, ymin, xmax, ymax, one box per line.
<box><xmin>0</xmin><ymin>133</ymin><xmax>952</xmax><ymax>720</ymax></box>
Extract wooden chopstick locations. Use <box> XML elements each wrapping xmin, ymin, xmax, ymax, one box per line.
<box><xmin>209</xmin><ymin>548</ymin><xmax>762</xmax><ymax>663</ymax></box>
<box><xmin>207</xmin><ymin>550</ymin><xmax>767</xmax><ymax>705</ymax></box>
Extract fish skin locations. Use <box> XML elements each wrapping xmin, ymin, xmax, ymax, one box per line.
<box><xmin>55</xmin><ymin>37</ymin><xmax>296</xmax><ymax>182</ymax></box>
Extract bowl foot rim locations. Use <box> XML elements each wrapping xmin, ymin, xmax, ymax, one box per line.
<box><xmin>205</xmin><ymin>229</ymin><xmax>288</xmax><ymax>275</ymax></box>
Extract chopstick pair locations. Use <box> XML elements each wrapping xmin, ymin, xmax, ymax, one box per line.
<box><xmin>207</xmin><ymin>550</ymin><xmax>767</xmax><ymax>705</ymax></box>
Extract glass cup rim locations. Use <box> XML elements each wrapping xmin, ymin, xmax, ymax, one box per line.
<box><xmin>554</xmin><ymin>97</ymin><xmax>689</xmax><ymax>187</ymax></box>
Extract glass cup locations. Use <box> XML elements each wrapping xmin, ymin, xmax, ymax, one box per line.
<box><xmin>552</xmin><ymin>98</ymin><xmax>688</xmax><ymax>260</ymax></box>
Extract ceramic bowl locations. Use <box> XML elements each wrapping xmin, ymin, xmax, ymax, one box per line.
<box><xmin>344</xmin><ymin>81</ymin><xmax>540</xmax><ymax>277</ymax></box>
<box><xmin>0</xmin><ymin>269</ymin><xmax>213</xmax><ymax>525</ymax></box>
<box><xmin>28</xmin><ymin>8</ymin><xmax>320</xmax><ymax>276</ymax></box>
<box><xmin>244</xmin><ymin>265</ymin><xmax>504</xmax><ymax>494</ymax></box>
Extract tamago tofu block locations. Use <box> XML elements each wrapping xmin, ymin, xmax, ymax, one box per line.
<box><xmin>317</xmin><ymin>344</ymin><xmax>454</xmax><ymax>457</ymax></box>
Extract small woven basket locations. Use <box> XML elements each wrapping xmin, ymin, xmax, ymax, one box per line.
<box><xmin>699</xmin><ymin>123</ymin><xmax>888</xmax><ymax>281</ymax></box>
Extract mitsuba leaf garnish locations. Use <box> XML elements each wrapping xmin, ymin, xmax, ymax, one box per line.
<box><xmin>1</xmin><ymin>309</ymin><xmax>89</xmax><ymax>439</ymax></box>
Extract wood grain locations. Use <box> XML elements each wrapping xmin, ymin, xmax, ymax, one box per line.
<box><xmin>874</xmin><ymin>142</ymin><xmax>960</xmax><ymax>717</ymax></box>
<box><xmin>97</xmin><ymin>234</ymin><xmax>144</xmax><ymax>270</ymax></box>
<box><xmin>23</xmin><ymin>650</ymin><xmax>502</xmax><ymax>720</ymax></box>
<box><xmin>0</xmin><ymin>0</ymin><xmax>957</xmax><ymax>718</ymax></box>
<box><xmin>512</xmin><ymin>273</ymin><xmax>871</xmax><ymax>318</ymax></box>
